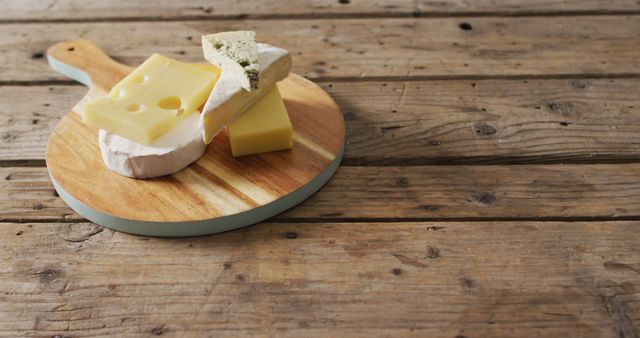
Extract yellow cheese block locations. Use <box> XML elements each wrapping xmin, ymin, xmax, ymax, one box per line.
<box><xmin>228</xmin><ymin>87</ymin><xmax>293</xmax><ymax>157</ymax></box>
<box><xmin>82</xmin><ymin>54</ymin><xmax>217</xmax><ymax>145</ymax></box>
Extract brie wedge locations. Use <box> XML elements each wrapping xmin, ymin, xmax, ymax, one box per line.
<box><xmin>98</xmin><ymin>112</ymin><xmax>205</xmax><ymax>179</ymax></box>
<box><xmin>200</xmin><ymin>43</ymin><xmax>292</xmax><ymax>144</ymax></box>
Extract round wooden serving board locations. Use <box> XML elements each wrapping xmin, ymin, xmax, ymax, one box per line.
<box><xmin>45</xmin><ymin>39</ymin><xmax>344</xmax><ymax>237</ymax></box>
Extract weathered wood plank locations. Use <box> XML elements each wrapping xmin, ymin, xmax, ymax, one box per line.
<box><xmin>3</xmin><ymin>16</ymin><xmax>640</xmax><ymax>82</ymax></box>
<box><xmin>3</xmin><ymin>0</ymin><xmax>639</xmax><ymax>21</ymax></box>
<box><xmin>334</xmin><ymin>78</ymin><xmax>640</xmax><ymax>165</ymax></box>
<box><xmin>2</xmin><ymin>78</ymin><xmax>639</xmax><ymax>164</ymax></box>
<box><xmin>1</xmin><ymin>221</ymin><xmax>638</xmax><ymax>337</ymax></box>
<box><xmin>3</xmin><ymin>163</ymin><xmax>639</xmax><ymax>222</ymax></box>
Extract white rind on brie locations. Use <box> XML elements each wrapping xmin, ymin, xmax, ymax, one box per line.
<box><xmin>99</xmin><ymin>112</ymin><xmax>205</xmax><ymax>179</ymax></box>
<box><xmin>200</xmin><ymin>43</ymin><xmax>292</xmax><ymax>144</ymax></box>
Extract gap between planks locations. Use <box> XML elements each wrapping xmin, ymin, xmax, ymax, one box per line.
<box><xmin>6</xmin><ymin>159</ymin><xmax>640</xmax><ymax>168</ymax></box>
<box><xmin>4</xmin><ymin>216</ymin><xmax>640</xmax><ymax>225</ymax></box>
<box><xmin>4</xmin><ymin>73</ymin><xmax>640</xmax><ymax>87</ymax></box>
<box><xmin>3</xmin><ymin>9</ymin><xmax>640</xmax><ymax>24</ymax></box>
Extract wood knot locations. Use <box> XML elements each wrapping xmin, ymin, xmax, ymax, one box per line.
<box><xmin>459</xmin><ymin>22</ymin><xmax>473</xmax><ymax>31</ymax></box>
<box><xmin>471</xmin><ymin>191</ymin><xmax>497</xmax><ymax>206</ymax></box>
<box><xmin>428</xmin><ymin>140</ymin><xmax>442</xmax><ymax>146</ymax></box>
<box><xmin>459</xmin><ymin>276</ymin><xmax>477</xmax><ymax>291</ymax></box>
<box><xmin>547</xmin><ymin>102</ymin><xmax>574</xmax><ymax>116</ymax></box>
<box><xmin>30</xmin><ymin>267</ymin><xmax>62</xmax><ymax>284</ymax></box>
<box><xmin>426</xmin><ymin>226</ymin><xmax>445</xmax><ymax>232</ymax></box>
<box><xmin>426</xmin><ymin>246</ymin><xmax>440</xmax><ymax>259</ymax></box>
<box><xmin>397</xmin><ymin>177</ymin><xmax>409</xmax><ymax>185</ymax></box>
<box><xmin>343</xmin><ymin>111</ymin><xmax>357</xmax><ymax>121</ymax></box>
<box><xmin>420</xmin><ymin>205</ymin><xmax>439</xmax><ymax>211</ymax></box>
<box><xmin>31</xmin><ymin>52</ymin><xmax>44</xmax><ymax>59</ymax></box>
<box><xmin>286</xmin><ymin>232</ymin><xmax>297</xmax><ymax>239</ymax></box>
<box><xmin>473</xmin><ymin>123</ymin><xmax>497</xmax><ymax>136</ymax></box>
<box><xmin>338</xmin><ymin>0</ymin><xmax>350</xmax><ymax>4</ymax></box>
<box><xmin>151</xmin><ymin>325</ymin><xmax>165</xmax><ymax>335</ymax></box>
<box><xmin>2</xmin><ymin>132</ymin><xmax>17</xmax><ymax>142</ymax></box>
<box><xmin>571</xmin><ymin>80</ymin><xmax>589</xmax><ymax>89</ymax></box>
<box><xmin>392</xmin><ymin>268</ymin><xmax>402</xmax><ymax>276</ymax></box>
<box><xmin>58</xmin><ymin>224</ymin><xmax>104</xmax><ymax>242</ymax></box>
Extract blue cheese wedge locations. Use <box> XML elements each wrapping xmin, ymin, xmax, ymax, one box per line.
<box><xmin>200</xmin><ymin>43</ymin><xmax>292</xmax><ymax>144</ymax></box>
<box><xmin>202</xmin><ymin>31</ymin><xmax>259</xmax><ymax>91</ymax></box>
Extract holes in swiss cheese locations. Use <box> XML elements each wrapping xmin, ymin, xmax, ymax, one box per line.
<box><xmin>126</xmin><ymin>103</ymin><xmax>141</xmax><ymax>112</ymax></box>
<box><xmin>133</xmin><ymin>74</ymin><xmax>149</xmax><ymax>84</ymax></box>
<box><xmin>158</xmin><ymin>96</ymin><xmax>184</xmax><ymax>116</ymax></box>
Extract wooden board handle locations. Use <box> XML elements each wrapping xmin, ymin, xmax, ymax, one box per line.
<box><xmin>47</xmin><ymin>39</ymin><xmax>132</xmax><ymax>92</ymax></box>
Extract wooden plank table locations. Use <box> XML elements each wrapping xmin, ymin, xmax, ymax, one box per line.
<box><xmin>1</xmin><ymin>1</ymin><xmax>640</xmax><ymax>337</ymax></box>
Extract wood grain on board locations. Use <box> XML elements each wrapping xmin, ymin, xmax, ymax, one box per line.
<box><xmin>1</xmin><ymin>220</ymin><xmax>639</xmax><ymax>337</ymax></box>
<box><xmin>3</xmin><ymin>0</ymin><xmax>639</xmax><ymax>21</ymax></box>
<box><xmin>3</xmin><ymin>164</ymin><xmax>640</xmax><ymax>222</ymax></box>
<box><xmin>3</xmin><ymin>16</ymin><xmax>640</xmax><ymax>83</ymax></box>
<box><xmin>3</xmin><ymin>78</ymin><xmax>639</xmax><ymax>164</ymax></box>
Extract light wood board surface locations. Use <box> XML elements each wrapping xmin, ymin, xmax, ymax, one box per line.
<box><xmin>45</xmin><ymin>39</ymin><xmax>344</xmax><ymax>230</ymax></box>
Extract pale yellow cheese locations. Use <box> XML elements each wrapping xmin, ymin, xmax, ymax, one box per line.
<box><xmin>228</xmin><ymin>87</ymin><xmax>293</xmax><ymax>157</ymax></box>
<box><xmin>82</xmin><ymin>54</ymin><xmax>217</xmax><ymax>145</ymax></box>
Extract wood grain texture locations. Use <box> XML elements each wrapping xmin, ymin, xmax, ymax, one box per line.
<box><xmin>3</xmin><ymin>0</ymin><xmax>639</xmax><ymax>21</ymax></box>
<box><xmin>3</xmin><ymin>16</ymin><xmax>640</xmax><ymax>83</ymax></box>
<box><xmin>4</xmin><ymin>78</ymin><xmax>639</xmax><ymax>164</ymax></box>
<box><xmin>1</xmin><ymin>221</ymin><xmax>639</xmax><ymax>337</ymax></box>
<box><xmin>1</xmin><ymin>2</ymin><xmax>640</xmax><ymax>337</ymax></box>
<box><xmin>333</xmin><ymin>78</ymin><xmax>640</xmax><ymax>165</ymax></box>
<box><xmin>3</xmin><ymin>164</ymin><xmax>640</xmax><ymax>222</ymax></box>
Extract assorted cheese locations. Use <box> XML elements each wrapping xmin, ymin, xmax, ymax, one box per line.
<box><xmin>200</xmin><ymin>43</ymin><xmax>292</xmax><ymax>144</ymax></box>
<box><xmin>228</xmin><ymin>87</ymin><xmax>293</xmax><ymax>157</ymax></box>
<box><xmin>82</xmin><ymin>31</ymin><xmax>294</xmax><ymax>178</ymax></box>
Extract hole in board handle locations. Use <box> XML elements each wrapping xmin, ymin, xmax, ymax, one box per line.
<box><xmin>67</xmin><ymin>47</ymin><xmax>75</xmax><ymax>52</ymax></box>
